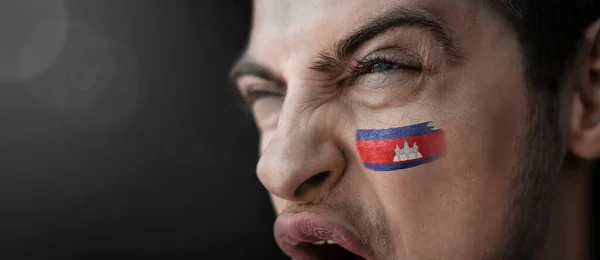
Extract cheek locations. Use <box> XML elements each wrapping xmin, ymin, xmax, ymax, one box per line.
<box><xmin>362</xmin><ymin>74</ymin><xmax>528</xmax><ymax>256</ymax></box>
<box><xmin>270</xmin><ymin>195</ymin><xmax>287</xmax><ymax>214</ymax></box>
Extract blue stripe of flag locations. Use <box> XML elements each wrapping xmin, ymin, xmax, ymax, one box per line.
<box><xmin>356</xmin><ymin>121</ymin><xmax>440</xmax><ymax>141</ymax></box>
<box><xmin>362</xmin><ymin>155</ymin><xmax>444</xmax><ymax>171</ymax></box>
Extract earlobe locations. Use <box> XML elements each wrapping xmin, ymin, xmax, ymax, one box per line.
<box><xmin>570</xmin><ymin>92</ymin><xmax>600</xmax><ymax>159</ymax></box>
<box><xmin>570</xmin><ymin>19</ymin><xmax>600</xmax><ymax>160</ymax></box>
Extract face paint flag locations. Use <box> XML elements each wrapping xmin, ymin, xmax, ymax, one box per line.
<box><xmin>356</xmin><ymin>122</ymin><xmax>446</xmax><ymax>171</ymax></box>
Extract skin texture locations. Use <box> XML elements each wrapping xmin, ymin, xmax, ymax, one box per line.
<box><xmin>231</xmin><ymin>0</ymin><xmax>600</xmax><ymax>259</ymax></box>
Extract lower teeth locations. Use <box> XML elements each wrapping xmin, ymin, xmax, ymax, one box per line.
<box><xmin>312</xmin><ymin>240</ymin><xmax>336</xmax><ymax>245</ymax></box>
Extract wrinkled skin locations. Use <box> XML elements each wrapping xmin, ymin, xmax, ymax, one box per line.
<box><xmin>232</xmin><ymin>0</ymin><xmax>600</xmax><ymax>259</ymax></box>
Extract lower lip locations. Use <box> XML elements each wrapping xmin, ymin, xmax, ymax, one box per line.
<box><xmin>274</xmin><ymin>212</ymin><xmax>370</xmax><ymax>259</ymax></box>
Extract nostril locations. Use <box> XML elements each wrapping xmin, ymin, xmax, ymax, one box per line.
<box><xmin>294</xmin><ymin>171</ymin><xmax>331</xmax><ymax>197</ymax></box>
<box><xmin>305</xmin><ymin>171</ymin><xmax>331</xmax><ymax>186</ymax></box>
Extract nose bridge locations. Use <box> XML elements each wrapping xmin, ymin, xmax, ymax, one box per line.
<box><xmin>277</xmin><ymin>82</ymin><xmax>315</xmax><ymax>134</ymax></box>
<box><xmin>256</xmin><ymin>83</ymin><xmax>344</xmax><ymax>202</ymax></box>
<box><xmin>271</xmin><ymin>81</ymin><xmax>327</xmax><ymax>147</ymax></box>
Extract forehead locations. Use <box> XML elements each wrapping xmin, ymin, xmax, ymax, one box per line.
<box><xmin>253</xmin><ymin>0</ymin><xmax>354</xmax><ymax>26</ymax></box>
<box><xmin>249</xmin><ymin>0</ymin><xmax>480</xmax><ymax>68</ymax></box>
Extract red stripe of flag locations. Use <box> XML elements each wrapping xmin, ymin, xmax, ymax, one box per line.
<box><xmin>356</xmin><ymin>131</ymin><xmax>446</xmax><ymax>164</ymax></box>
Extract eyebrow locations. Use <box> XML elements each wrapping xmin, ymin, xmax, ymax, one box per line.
<box><xmin>229</xmin><ymin>58</ymin><xmax>285</xmax><ymax>86</ymax></box>
<box><xmin>311</xmin><ymin>6</ymin><xmax>465</xmax><ymax>73</ymax></box>
<box><xmin>229</xmin><ymin>5</ymin><xmax>465</xmax><ymax>82</ymax></box>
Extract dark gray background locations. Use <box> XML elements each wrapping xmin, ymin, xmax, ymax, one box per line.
<box><xmin>0</xmin><ymin>1</ymin><xmax>285</xmax><ymax>259</ymax></box>
<box><xmin>0</xmin><ymin>1</ymin><xmax>596</xmax><ymax>260</ymax></box>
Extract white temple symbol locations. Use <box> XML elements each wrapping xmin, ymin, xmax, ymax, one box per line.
<box><xmin>393</xmin><ymin>140</ymin><xmax>423</xmax><ymax>162</ymax></box>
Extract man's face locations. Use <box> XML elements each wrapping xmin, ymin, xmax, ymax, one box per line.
<box><xmin>233</xmin><ymin>0</ymin><xmax>552</xmax><ymax>259</ymax></box>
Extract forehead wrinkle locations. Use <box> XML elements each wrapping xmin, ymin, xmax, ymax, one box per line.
<box><xmin>250</xmin><ymin>0</ymin><xmax>473</xmax><ymax>80</ymax></box>
<box><xmin>310</xmin><ymin>4</ymin><xmax>466</xmax><ymax>74</ymax></box>
<box><xmin>250</xmin><ymin>1</ymin><xmax>355</xmax><ymax>81</ymax></box>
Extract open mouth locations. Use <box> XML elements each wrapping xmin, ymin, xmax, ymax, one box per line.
<box><xmin>295</xmin><ymin>239</ymin><xmax>366</xmax><ymax>259</ymax></box>
<box><xmin>274</xmin><ymin>212</ymin><xmax>372</xmax><ymax>260</ymax></box>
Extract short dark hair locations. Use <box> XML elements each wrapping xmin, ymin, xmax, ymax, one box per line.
<box><xmin>488</xmin><ymin>1</ymin><xmax>600</xmax><ymax>258</ymax></box>
<box><xmin>487</xmin><ymin>0</ymin><xmax>599</xmax><ymax>93</ymax></box>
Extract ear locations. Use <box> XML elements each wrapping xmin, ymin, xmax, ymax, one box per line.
<box><xmin>570</xmin><ymin>19</ymin><xmax>600</xmax><ymax>160</ymax></box>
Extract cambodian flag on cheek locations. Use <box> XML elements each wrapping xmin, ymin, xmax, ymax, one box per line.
<box><xmin>356</xmin><ymin>122</ymin><xmax>447</xmax><ymax>171</ymax></box>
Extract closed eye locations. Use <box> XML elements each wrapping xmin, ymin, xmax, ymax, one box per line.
<box><xmin>240</xmin><ymin>83</ymin><xmax>286</xmax><ymax>107</ymax></box>
<box><xmin>349</xmin><ymin>52</ymin><xmax>424</xmax><ymax>78</ymax></box>
<box><xmin>369</xmin><ymin>61</ymin><xmax>402</xmax><ymax>73</ymax></box>
<box><xmin>245</xmin><ymin>88</ymin><xmax>282</xmax><ymax>105</ymax></box>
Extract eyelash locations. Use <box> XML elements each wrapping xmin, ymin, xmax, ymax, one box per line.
<box><xmin>348</xmin><ymin>53</ymin><xmax>423</xmax><ymax>77</ymax></box>
<box><xmin>242</xmin><ymin>53</ymin><xmax>424</xmax><ymax>105</ymax></box>
<box><xmin>243</xmin><ymin>88</ymin><xmax>282</xmax><ymax>106</ymax></box>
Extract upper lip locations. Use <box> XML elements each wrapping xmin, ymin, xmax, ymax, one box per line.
<box><xmin>274</xmin><ymin>212</ymin><xmax>372</xmax><ymax>260</ymax></box>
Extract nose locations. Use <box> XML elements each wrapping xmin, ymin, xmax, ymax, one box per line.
<box><xmin>256</xmin><ymin>102</ymin><xmax>345</xmax><ymax>203</ymax></box>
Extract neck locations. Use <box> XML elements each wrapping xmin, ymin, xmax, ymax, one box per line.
<box><xmin>544</xmin><ymin>162</ymin><xmax>590</xmax><ymax>260</ymax></box>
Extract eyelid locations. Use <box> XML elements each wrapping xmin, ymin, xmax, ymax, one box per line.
<box><xmin>347</xmin><ymin>47</ymin><xmax>425</xmax><ymax>77</ymax></box>
<box><xmin>238</xmin><ymin>75</ymin><xmax>283</xmax><ymax>94</ymax></box>
<box><xmin>368</xmin><ymin>52</ymin><xmax>422</xmax><ymax>70</ymax></box>
<box><xmin>241</xmin><ymin>82</ymin><xmax>286</xmax><ymax>105</ymax></box>
<box><xmin>246</xmin><ymin>83</ymin><xmax>284</xmax><ymax>96</ymax></box>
